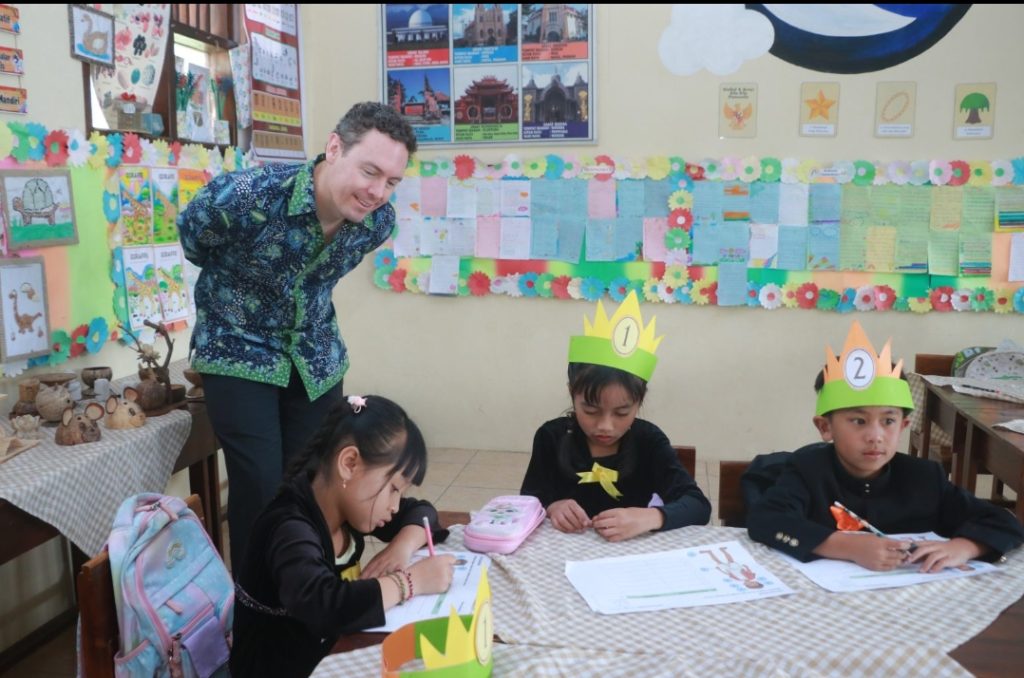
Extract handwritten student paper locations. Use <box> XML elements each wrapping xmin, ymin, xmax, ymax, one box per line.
<box><xmin>779</xmin><ymin>533</ymin><xmax>999</xmax><ymax>593</ymax></box>
<box><xmin>365</xmin><ymin>551</ymin><xmax>491</xmax><ymax>632</ymax></box>
<box><xmin>565</xmin><ymin>540</ymin><xmax>792</xmax><ymax>614</ymax></box>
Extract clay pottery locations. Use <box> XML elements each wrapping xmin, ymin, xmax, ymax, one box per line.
<box><xmin>9</xmin><ymin>400</ymin><xmax>39</xmax><ymax>420</ymax></box>
<box><xmin>80</xmin><ymin>366</ymin><xmax>113</xmax><ymax>396</ymax></box>
<box><xmin>105</xmin><ymin>387</ymin><xmax>146</xmax><ymax>429</ymax></box>
<box><xmin>18</xmin><ymin>378</ymin><xmax>40</xmax><ymax>403</ymax></box>
<box><xmin>35</xmin><ymin>384</ymin><xmax>73</xmax><ymax>423</ymax></box>
<box><xmin>36</xmin><ymin>372</ymin><xmax>76</xmax><ymax>388</ymax></box>
<box><xmin>169</xmin><ymin>383</ymin><xmax>186</xmax><ymax>404</ymax></box>
<box><xmin>55</xmin><ymin>404</ymin><xmax>104</xmax><ymax>446</ymax></box>
<box><xmin>133</xmin><ymin>379</ymin><xmax>167</xmax><ymax>411</ymax></box>
<box><xmin>183</xmin><ymin>369</ymin><xmax>204</xmax><ymax>399</ymax></box>
<box><xmin>10</xmin><ymin>414</ymin><xmax>42</xmax><ymax>439</ymax></box>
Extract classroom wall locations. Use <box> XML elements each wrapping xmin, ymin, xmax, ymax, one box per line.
<box><xmin>303</xmin><ymin>4</ymin><xmax>1023</xmax><ymax>460</ymax></box>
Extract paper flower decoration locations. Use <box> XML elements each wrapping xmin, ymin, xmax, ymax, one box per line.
<box><xmin>668</xmin><ymin>156</ymin><xmax>686</xmax><ymax>180</ymax></box>
<box><xmin>468</xmin><ymin>271</ymin><xmax>492</xmax><ymax>296</ymax></box>
<box><xmin>668</xmin><ymin>208</ymin><xmax>693</xmax><ymax>230</ymax></box>
<box><xmin>872</xmin><ymin>161</ymin><xmax>890</xmax><ymax>186</ymax></box>
<box><xmin>102</xmin><ymin>191</ymin><xmax>121</xmax><ymax>223</ymax></box>
<box><xmin>780</xmin><ymin>158</ymin><xmax>800</xmax><ymax>184</ymax></box>
<box><xmin>667</xmin><ymin>189</ymin><xmax>693</xmax><ymax>211</ymax></box>
<box><xmin>561</xmin><ymin>155</ymin><xmax>580</xmax><ymax>179</ymax></box>
<box><xmin>796</xmin><ymin>159</ymin><xmax>818</xmax><ymax>184</ymax></box>
<box><xmin>664</xmin><ymin>227</ymin><xmax>690</xmax><ymax>251</ymax></box>
<box><xmin>593</xmin><ymin>154</ymin><xmax>615</xmax><ymax>181</ymax></box>
<box><xmin>850</xmin><ymin>160</ymin><xmax>875</xmax><ymax>187</ymax></box>
<box><xmin>457</xmin><ymin>276</ymin><xmax>470</xmax><ymax>296</ymax></box>
<box><xmin>837</xmin><ymin>288</ymin><xmax>856</xmax><ymax>313</ymax></box>
<box><xmin>523</xmin><ymin>157</ymin><xmax>546</xmax><ymax>179</ymax></box>
<box><xmin>908</xmin><ymin>160</ymin><xmax>930</xmax><ymax>186</ymax></box>
<box><xmin>950</xmin><ymin>288</ymin><xmax>973</xmax><ymax>312</ymax></box>
<box><xmin>685</xmin><ymin>162</ymin><xmax>705</xmax><ymax>181</ymax></box>
<box><xmin>105</xmin><ymin>132</ymin><xmax>124</xmax><ymax>168</ymax></box>
<box><xmin>929</xmin><ymin>286</ymin><xmax>954</xmax><ymax>312</ymax></box>
<box><xmin>2</xmin><ymin>359</ymin><xmax>27</xmax><ymax>377</ymax></box>
<box><xmin>168</xmin><ymin>140</ymin><xmax>182</xmax><ymax>166</ymax></box>
<box><xmin>0</xmin><ymin>122</ymin><xmax>12</xmax><ymax>159</ymax></box>
<box><xmin>503</xmin><ymin>155</ymin><xmax>523</xmax><ymax>177</ymax></box>
<box><xmin>140</xmin><ymin>138</ymin><xmax>159</xmax><ymax>167</ymax></box>
<box><xmin>746</xmin><ymin>281</ymin><xmax>762</xmax><ymax>307</ymax></box>
<box><xmin>702</xmin><ymin>158</ymin><xmax>722</xmax><ymax>181</ymax></box>
<box><xmin>759</xmin><ymin>283</ymin><xmax>782</xmax><ymax>309</ymax></box>
<box><xmin>796</xmin><ymin>282</ymin><xmax>819</xmax><ymax>309</ymax></box>
<box><xmin>25</xmin><ymin>122</ymin><xmax>47</xmax><ymax>161</ymax></box>
<box><xmin>674</xmin><ymin>283</ymin><xmax>693</xmax><ymax>304</ymax></box>
<box><xmin>541</xmin><ymin>154</ymin><xmax>563</xmax><ymax>180</ymax></box>
<box><xmin>967</xmin><ymin>161</ymin><xmax>992</xmax><ymax>187</ymax></box>
<box><xmin>9</xmin><ymin>122</ymin><xmax>34</xmax><ymax>162</ymax></box>
<box><xmin>991</xmin><ymin>160</ymin><xmax>1014</xmax><ymax>186</ymax></box>
<box><xmin>970</xmin><ymin>287</ymin><xmax>993</xmax><ymax>312</ymax></box>
<box><xmin>929</xmin><ymin>160</ymin><xmax>952</xmax><ymax>186</ymax></box>
<box><xmin>908</xmin><ymin>297</ymin><xmax>932</xmax><ymax>313</ymax></box>
<box><xmin>404</xmin><ymin>156</ymin><xmax>420</xmax><ymax>178</ymax></box>
<box><xmin>657</xmin><ymin>282</ymin><xmax>678</xmax><ymax>304</ymax></box>
<box><xmin>373</xmin><ymin>266</ymin><xmax>393</xmax><ymax>290</ymax></box>
<box><xmin>43</xmin><ymin>130</ymin><xmax>69</xmax><ymax>167</ymax></box>
<box><xmin>207</xmin><ymin>147</ymin><xmax>224</xmax><ymax>177</ymax></box>
<box><xmin>816</xmin><ymin>289</ymin><xmax>840</xmax><ymax>311</ymax></box>
<box><xmin>760</xmin><ymin>157</ymin><xmax>782</xmax><ymax>183</ymax></box>
<box><xmin>419</xmin><ymin>159</ymin><xmax>438</xmax><ymax>177</ymax></box>
<box><xmin>453</xmin><ymin>154</ymin><xmax>475</xmax><ymax>180</ymax></box>
<box><xmin>611</xmin><ymin>157</ymin><xmax>633</xmax><ymax>181</ymax></box>
<box><xmin>415</xmin><ymin>272</ymin><xmax>431</xmax><ymax>294</ymax></box>
<box><xmin>536</xmin><ymin>273</ymin><xmax>554</xmax><ymax>298</ymax></box>
<box><xmin>886</xmin><ymin>160</ymin><xmax>911</xmax><ymax>185</ymax></box>
<box><xmin>947</xmin><ymin>160</ymin><xmax>970</xmax><ymax>187</ymax></box>
<box><xmin>85</xmin><ymin>317</ymin><xmax>109</xmax><ymax>353</ymax></box>
<box><xmin>404</xmin><ymin>272</ymin><xmax>420</xmax><ymax>294</ymax></box>
<box><xmin>192</xmin><ymin>144</ymin><xmax>210</xmax><ymax>169</ymax></box>
<box><xmin>607</xmin><ymin>277</ymin><xmax>631</xmax><ymax>302</ymax></box>
<box><xmin>693</xmin><ymin>280</ymin><xmax>717</xmax><ymax>306</ymax></box>
<box><xmin>577</xmin><ymin>277</ymin><xmax>603</xmax><ymax>301</ymax></box>
<box><xmin>121</xmin><ymin>132</ymin><xmax>142</xmax><ymax>164</ymax></box>
<box><xmin>506</xmin><ymin>274</ymin><xmax>525</xmax><ymax>297</ymax></box>
<box><xmin>375</xmin><ymin>249</ymin><xmax>395</xmax><ymax>268</ymax></box>
<box><xmin>519</xmin><ymin>272</ymin><xmax>541</xmax><ymax>297</ymax></box>
<box><xmin>781</xmin><ymin>282</ymin><xmax>800</xmax><ymax>309</ymax></box>
<box><xmin>720</xmin><ymin>156</ymin><xmax>741</xmax><ymax>181</ymax></box>
<box><xmin>565</xmin><ymin>277</ymin><xmax>583</xmax><ymax>300</ymax></box>
<box><xmin>551</xmin><ymin>275</ymin><xmax>572</xmax><ymax>299</ymax></box>
<box><xmin>832</xmin><ymin>161</ymin><xmax>855</xmax><ymax>184</ymax></box>
<box><xmin>739</xmin><ymin>156</ymin><xmax>762</xmax><ymax>183</ymax></box>
<box><xmin>629</xmin><ymin>156</ymin><xmax>649</xmax><ymax>180</ymax></box>
<box><xmin>435</xmin><ymin>158</ymin><xmax>453</xmax><ymax>178</ymax></box>
<box><xmin>49</xmin><ymin>329</ymin><xmax>72</xmax><ymax>365</ymax></box>
<box><xmin>647</xmin><ymin>156</ymin><xmax>670</xmax><ymax>181</ymax></box>
<box><xmin>1014</xmin><ymin>288</ymin><xmax>1024</xmax><ymax>313</ymax></box>
<box><xmin>388</xmin><ymin>268</ymin><xmax>407</xmax><ymax>293</ymax></box>
<box><xmin>993</xmin><ymin>289</ymin><xmax>1014</xmax><ymax>314</ymax></box>
<box><xmin>852</xmin><ymin>285</ymin><xmax>876</xmax><ymax>312</ymax></box>
<box><xmin>643</xmin><ymin>277</ymin><xmax>661</xmax><ymax>303</ymax></box>
<box><xmin>874</xmin><ymin>285</ymin><xmax>896</xmax><ymax>311</ymax></box>
<box><xmin>69</xmin><ymin>323</ymin><xmax>89</xmax><ymax>358</ymax></box>
<box><xmin>662</xmin><ymin>265</ymin><xmax>688</xmax><ymax>287</ymax></box>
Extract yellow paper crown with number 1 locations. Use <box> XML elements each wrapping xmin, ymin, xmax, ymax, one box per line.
<box><xmin>381</xmin><ymin>566</ymin><xmax>492</xmax><ymax>677</ymax></box>
<box><xmin>815</xmin><ymin>321</ymin><xmax>914</xmax><ymax>416</ymax></box>
<box><xmin>568</xmin><ymin>291</ymin><xmax>664</xmax><ymax>382</ymax></box>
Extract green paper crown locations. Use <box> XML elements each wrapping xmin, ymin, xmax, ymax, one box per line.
<box><xmin>815</xmin><ymin>321</ymin><xmax>914</xmax><ymax>416</ymax></box>
<box><xmin>567</xmin><ymin>291</ymin><xmax>663</xmax><ymax>382</ymax></box>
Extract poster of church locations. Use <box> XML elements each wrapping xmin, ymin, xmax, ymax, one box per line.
<box><xmin>381</xmin><ymin>3</ymin><xmax>594</xmax><ymax>145</ymax></box>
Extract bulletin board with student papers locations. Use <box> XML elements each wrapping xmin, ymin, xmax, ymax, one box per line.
<box><xmin>373</xmin><ymin>154</ymin><xmax>1024</xmax><ymax>315</ymax></box>
<box><xmin>0</xmin><ymin>119</ymin><xmax>255</xmax><ymax>378</ymax></box>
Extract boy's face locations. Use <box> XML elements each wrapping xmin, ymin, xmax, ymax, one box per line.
<box><xmin>813</xmin><ymin>406</ymin><xmax>909</xmax><ymax>479</ymax></box>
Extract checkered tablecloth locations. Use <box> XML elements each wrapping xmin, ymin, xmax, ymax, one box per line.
<box><xmin>0</xmin><ymin>362</ymin><xmax>194</xmax><ymax>556</ymax></box>
<box><xmin>329</xmin><ymin>523</ymin><xmax>1023</xmax><ymax>677</ymax></box>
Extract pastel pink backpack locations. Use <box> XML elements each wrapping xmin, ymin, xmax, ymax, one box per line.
<box><xmin>463</xmin><ymin>495</ymin><xmax>545</xmax><ymax>554</ymax></box>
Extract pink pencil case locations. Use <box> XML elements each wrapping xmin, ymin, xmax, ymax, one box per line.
<box><xmin>463</xmin><ymin>495</ymin><xmax>545</xmax><ymax>555</ymax></box>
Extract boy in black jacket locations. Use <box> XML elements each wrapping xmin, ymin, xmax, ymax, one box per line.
<box><xmin>748</xmin><ymin>322</ymin><xmax>1023</xmax><ymax>572</ymax></box>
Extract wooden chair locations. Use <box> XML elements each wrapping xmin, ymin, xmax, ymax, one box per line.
<box><xmin>718</xmin><ymin>461</ymin><xmax>749</xmax><ymax>527</ymax></box>
<box><xmin>908</xmin><ymin>353</ymin><xmax>955</xmax><ymax>463</ymax></box>
<box><xmin>77</xmin><ymin>495</ymin><xmax>206</xmax><ymax>678</ymax></box>
<box><xmin>672</xmin><ymin>445</ymin><xmax>697</xmax><ymax>479</ymax></box>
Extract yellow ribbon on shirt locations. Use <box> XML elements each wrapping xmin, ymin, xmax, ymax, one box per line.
<box><xmin>577</xmin><ymin>462</ymin><xmax>623</xmax><ymax>500</ymax></box>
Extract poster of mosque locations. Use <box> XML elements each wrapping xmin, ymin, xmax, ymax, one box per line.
<box><xmin>381</xmin><ymin>4</ymin><xmax>595</xmax><ymax>144</ymax></box>
<box><xmin>453</xmin><ymin>64</ymin><xmax>519</xmax><ymax>142</ymax></box>
<box><xmin>385</xmin><ymin>4</ymin><xmax>451</xmax><ymax>68</ymax></box>
<box><xmin>387</xmin><ymin>67</ymin><xmax>453</xmax><ymax>143</ymax></box>
<box><xmin>521</xmin><ymin>3</ymin><xmax>589</xmax><ymax>61</ymax></box>
<box><xmin>521</xmin><ymin>61</ymin><xmax>590</xmax><ymax>140</ymax></box>
<box><xmin>452</xmin><ymin>3</ymin><xmax>518</xmax><ymax>65</ymax></box>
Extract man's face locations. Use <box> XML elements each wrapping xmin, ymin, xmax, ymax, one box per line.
<box><xmin>318</xmin><ymin>129</ymin><xmax>408</xmax><ymax>225</ymax></box>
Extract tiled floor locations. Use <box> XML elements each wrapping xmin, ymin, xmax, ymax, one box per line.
<box><xmin>4</xmin><ymin>450</ymin><xmax>1012</xmax><ymax>676</ymax></box>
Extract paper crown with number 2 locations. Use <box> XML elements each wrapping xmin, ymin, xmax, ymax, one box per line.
<box><xmin>815</xmin><ymin>321</ymin><xmax>914</xmax><ymax>416</ymax></box>
<box><xmin>567</xmin><ymin>291</ymin><xmax>664</xmax><ymax>382</ymax></box>
<box><xmin>381</xmin><ymin>566</ymin><xmax>492</xmax><ymax>677</ymax></box>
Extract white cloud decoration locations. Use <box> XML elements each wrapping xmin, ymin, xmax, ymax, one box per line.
<box><xmin>658</xmin><ymin>4</ymin><xmax>775</xmax><ymax>76</ymax></box>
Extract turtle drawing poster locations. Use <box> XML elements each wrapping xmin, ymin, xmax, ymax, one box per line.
<box><xmin>0</xmin><ymin>169</ymin><xmax>78</xmax><ymax>250</ymax></box>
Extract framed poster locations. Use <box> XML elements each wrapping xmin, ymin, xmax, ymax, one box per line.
<box><xmin>0</xmin><ymin>170</ymin><xmax>78</xmax><ymax>250</ymax></box>
<box><xmin>68</xmin><ymin>4</ymin><xmax>114</xmax><ymax>67</ymax></box>
<box><xmin>381</xmin><ymin>3</ymin><xmax>596</xmax><ymax>145</ymax></box>
<box><xmin>0</xmin><ymin>256</ymin><xmax>50</xmax><ymax>362</ymax></box>
<box><xmin>244</xmin><ymin>4</ymin><xmax>305</xmax><ymax>160</ymax></box>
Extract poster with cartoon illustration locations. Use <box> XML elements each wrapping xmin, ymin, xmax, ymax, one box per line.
<box><xmin>0</xmin><ymin>256</ymin><xmax>50</xmax><ymax>362</ymax></box>
<box><xmin>0</xmin><ymin>170</ymin><xmax>78</xmax><ymax>250</ymax></box>
<box><xmin>151</xmin><ymin>168</ymin><xmax>178</xmax><ymax>243</ymax></box>
<box><xmin>154</xmin><ymin>244</ymin><xmax>189</xmax><ymax>322</ymax></box>
<box><xmin>177</xmin><ymin>168</ymin><xmax>207</xmax><ymax>211</ymax></box>
<box><xmin>119</xmin><ymin>167</ymin><xmax>153</xmax><ymax>245</ymax></box>
<box><xmin>120</xmin><ymin>245</ymin><xmax>162</xmax><ymax>330</ymax></box>
<box><xmin>565</xmin><ymin>541</ymin><xmax>792</xmax><ymax>614</ymax></box>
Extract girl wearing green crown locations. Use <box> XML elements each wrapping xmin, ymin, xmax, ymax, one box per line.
<box><xmin>521</xmin><ymin>292</ymin><xmax>711</xmax><ymax>541</ymax></box>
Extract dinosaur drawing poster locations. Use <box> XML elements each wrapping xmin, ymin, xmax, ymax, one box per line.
<box><xmin>153</xmin><ymin>244</ymin><xmax>189</xmax><ymax>322</ymax></box>
<box><xmin>719</xmin><ymin>83</ymin><xmax>757</xmax><ymax>139</ymax></box>
<box><xmin>0</xmin><ymin>169</ymin><xmax>78</xmax><ymax>250</ymax></box>
<box><xmin>118</xmin><ymin>167</ymin><xmax>153</xmax><ymax>245</ymax></box>
<box><xmin>151</xmin><ymin>168</ymin><xmax>179</xmax><ymax>243</ymax></box>
<box><xmin>120</xmin><ymin>245</ymin><xmax>162</xmax><ymax>330</ymax></box>
<box><xmin>0</xmin><ymin>256</ymin><xmax>50</xmax><ymax>362</ymax></box>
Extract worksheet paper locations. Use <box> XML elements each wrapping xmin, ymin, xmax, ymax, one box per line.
<box><xmin>365</xmin><ymin>551</ymin><xmax>491</xmax><ymax>632</ymax></box>
<box><xmin>564</xmin><ymin>541</ymin><xmax>792</xmax><ymax>614</ymax></box>
<box><xmin>778</xmin><ymin>532</ymin><xmax>998</xmax><ymax>593</ymax></box>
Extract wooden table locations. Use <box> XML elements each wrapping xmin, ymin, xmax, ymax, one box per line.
<box><xmin>329</xmin><ymin>511</ymin><xmax>1024</xmax><ymax>678</ymax></box>
<box><xmin>920</xmin><ymin>380</ymin><xmax>1024</xmax><ymax>521</ymax></box>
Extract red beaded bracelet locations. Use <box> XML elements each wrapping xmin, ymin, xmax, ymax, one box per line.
<box><xmin>401</xmin><ymin>569</ymin><xmax>414</xmax><ymax>600</ymax></box>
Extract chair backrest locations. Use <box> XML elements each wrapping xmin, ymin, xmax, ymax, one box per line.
<box><xmin>718</xmin><ymin>461</ymin><xmax>749</xmax><ymax>527</ymax></box>
<box><xmin>77</xmin><ymin>494</ymin><xmax>205</xmax><ymax>678</ymax></box>
<box><xmin>672</xmin><ymin>445</ymin><xmax>697</xmax><ymax>478</ymax></box>
<box><xmin>914</xmin><ymin>353</ymin><xmax>955</xmax><ymax>377</ymax></box>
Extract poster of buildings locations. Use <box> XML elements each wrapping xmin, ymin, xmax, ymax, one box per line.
<box><xmin>381</xmin><ymin>3</ymin><xmax>594</xmax><ymax>145</ymax></box>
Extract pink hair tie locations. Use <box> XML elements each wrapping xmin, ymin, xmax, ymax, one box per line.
<box><xmin>347</xmin><ymin>395</ymin><xmax>367</xmax><ymax>413</ymax></box>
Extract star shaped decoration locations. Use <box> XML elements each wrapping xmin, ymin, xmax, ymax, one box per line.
<box><xmin>805</xmin><ymin>90</ymin><xmax>836</xmax><ymax>121</ymax></box>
